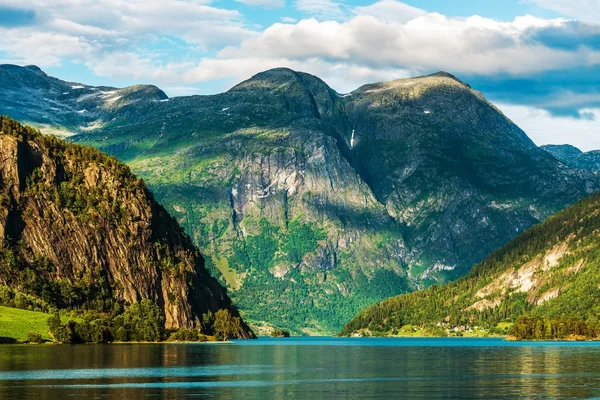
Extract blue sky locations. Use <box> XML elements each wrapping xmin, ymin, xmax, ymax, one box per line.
<box><xmin>0</xmin><ymin>0</ymin><xmax>599</xmax><ymax>149</ymax></box>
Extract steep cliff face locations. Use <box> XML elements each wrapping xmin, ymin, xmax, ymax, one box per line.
<box><xmin>1</xmin><ymin>65</ymin><xmax>598</xmax><ymax>333</ymax></box>
<box><xmin>0</xmin><ymin>116</ymin><xmax>252</xmax><ymax>337</ymax></box>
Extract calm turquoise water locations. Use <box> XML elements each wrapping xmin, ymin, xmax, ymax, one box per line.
<box><xmin>2</xmin><ymin>337</ymin><xmax>600</xmax><ymax>399</ymax></box>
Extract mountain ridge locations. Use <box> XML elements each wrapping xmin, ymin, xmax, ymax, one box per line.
<box><xmin>542</xmin><ymin>144</ymin><xmax>600</xmax><ymax>172</ymax></box>
<box><xmin>1</xmin><ymin>64</ymin><xmax>598</xmax><ymax>333</ymax></box>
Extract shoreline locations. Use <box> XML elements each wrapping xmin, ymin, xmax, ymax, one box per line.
<box><xmin>0</xmin><ymin>338</ymin><xmax>241</xmax><ymax>345</ymax></box>
<box><xmin>343</xmin><ymin>334</ymin><xmax>600</xmax><ymax>342</ymax></box>
<box><xmin>5</xmin><ymin>335</ymin><xmax>600</xmax><ymax>344</ymax></box>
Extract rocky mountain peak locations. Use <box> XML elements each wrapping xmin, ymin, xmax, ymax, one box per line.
<box><xmin>542</xmin><ymin>144</ymin><xmax>600</xmax><ymax>171</ymax></box>
<box><xmin>229</xmin><ymin>67</ymin><xmax>341</xmax><ymax>120</ymax></box>
<box><xmin>0</xmin><ymin>64</ymin><xmax>54</xmax><ymax>89</ymax></box>
<box><xmin>425</xmin><ymin>71</ymin><xmax>468</xmax><ymax>84</ymax></box>
<box><xmin>112</xmin><ymin>84</ymin><xmax>169</xmax><ymax>104</ymax></box>
<box><xmin>542</xmin><ymin>144</ymin><xmax>584</xmax><ymax>157</ymax></box>
<box><xmin>351</xmin><ymin>71</ymin><xmax>473</xmax><ymax>99</ymax></box>
<box><xmin>24</xmin><ymin>65</ymin><xmax>46</xmax><ymax>74</ymax></box>
<box><xmin>230</xmin><ymin>68</ymin><xmax>328</xmax><ymax>92</ymax></box>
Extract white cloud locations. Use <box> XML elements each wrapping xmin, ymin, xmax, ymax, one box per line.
<box><xmin>537</xmin><ymin>91</ymin><xmax>600</xmax><ymax>110</ymax></box>
<box><xmin>0</xmin><ymin>0</ymin><xmax>253</xmax><ymax>47</ymax></box>
<box><xmin>48</xmin><ymin>19</ymin><xmax>117</xmax><ymax>37</ymax></box>
<box><xmin>354</xmin><ymin>0</ymin><xmax>426</xmax><ymax>23</ymax></box>
<box><xmin>525</xmin><ymin>0</ymin><xmax>600</xmax><ymax>22</ymax></box>
<box><xmin>1</xmin><ymin>0</ymin><xmax>599</xmax><ymax>87</ymax></box>
<box><xmin>0</xmin><ymin>28</ymin><xmax>97</xmax><ymax>66</ymax></box>
<box><xmin>215</xmin><ymin>13</ymin><xmax>598</xmax><ymax>76</ymax></box>
<box><xmin>500</xmin><ymin>102</ymin><xmax>600</xmax><ymax>151</ymax></box>
<box><xmin>155</xmin><ymin>56</ymin><xmax>409</xmax><ymax>94</ymax></box>
<box><xmin>0</xmin><ymin>0</ymin><xmax>259</xmax><ymax>82</ymax></box>
<box><xmin>87</xmin><ymin>52</ymin><xmax>195</xmax><ymax>83</ymax></box>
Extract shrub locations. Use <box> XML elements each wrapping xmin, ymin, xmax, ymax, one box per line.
<box><xmin>115</xmin><ymin>326</ymin><xmax>128</xmax><ymax>342</ymax></box>
<box><xmin>213</xmin><ymin>309</ymin><xmax>242</xmax><ymax>340</ymax></box>
<box><xmin>168</xmin><ymin>328</ymin><xmax>200</xmax><ymax>342</ymax></box>
<box><xmin>270</xmin><ymin>329</ymin><xmax>290</xmax><ymax>338</ymax></box>
<box><xmin>26</xmin><ymin>332</ymin><xmax>44</xmax><ymax>344</ymax></box>
<box><xmin>122</xmin><ymin>300</ymin><xmax>165</xmax><ymax>342</ymax></box>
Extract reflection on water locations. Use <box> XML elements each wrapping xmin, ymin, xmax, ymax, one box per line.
<box><xmin>1</xmin><ymin>338</ymin><xmax>600</xmax><ymax>399</ymax></box>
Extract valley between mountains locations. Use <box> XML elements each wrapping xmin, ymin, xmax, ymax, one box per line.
<box><xmin>1</xmin><ymin>64</ymin><xmax>598</xmax><ymax>335</ymax></box>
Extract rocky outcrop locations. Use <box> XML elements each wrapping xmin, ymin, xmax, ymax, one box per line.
<box><xmin>0</xmin><ymin>117</ymin><xmax>252</xmax><ymax>337</ymax></box>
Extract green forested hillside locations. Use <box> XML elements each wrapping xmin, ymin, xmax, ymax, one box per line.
<box><xmin>341</xmin><ymin>190</ymin><xmax>600</xmax><ymax>339</ymax></box>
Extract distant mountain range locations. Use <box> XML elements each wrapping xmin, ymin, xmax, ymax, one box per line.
<box><xmin>0</xmin><ymin>64</ymin><xmax>597</xmax><ymax>334</ymax></box>
<box><xmin>541</xmin><ymin>144</ymin><xmax>600</xmax><ymax>172</ymax></box>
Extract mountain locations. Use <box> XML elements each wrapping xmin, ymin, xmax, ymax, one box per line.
<box><xmin>341</xmin><ymin>188</ymin><xmax>600</xmax><ymax>339</ymax></box>
<box><xmin>542</xmin><ymin>144</ymin><xmax>600</xmax><ymax>172</ymax></box>
<box><xmin>0</xmin><ymin>64</ymin><xmax>166</xmax><ymax>138</ymax></box>
<box><xmin>0</xmin><ymin>64</ymin><xmax>597</xmax><ymax>334</ymax></box>
<box><xmin>0</xmin><ymin>116</ymin><xmax>253</xmax><ymax>338</ymax></box>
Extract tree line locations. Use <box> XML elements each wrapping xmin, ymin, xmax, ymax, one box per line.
<box><xmin>510</xmin><ymin>316</ymin><xmax>599</xmax><ymax>340</ymax></box>
<box><xmin>46</xmin><ymin>300</ymin><xmax>246</xmax><ymax>343</ymax></box>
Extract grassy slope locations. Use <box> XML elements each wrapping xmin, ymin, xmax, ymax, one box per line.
<box><xmin>0</xmin><ymin>306</ymin><xmax>52</xmax><ymax>342</ymax></box>
<box><xmin>0</xmin><ymin>306</ymin><xmax>84</xmax><ymax>343</ymax></box>
<box><xmin>81</xmin><ymin>120</ymin><xmax>410</xmax><ymax>335</ymax></box>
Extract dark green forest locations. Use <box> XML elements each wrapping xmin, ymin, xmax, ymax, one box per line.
<box><xmin>46</xmin><ymin>300</ymin><xmax>244</xmax><ymax>343</ymax></box>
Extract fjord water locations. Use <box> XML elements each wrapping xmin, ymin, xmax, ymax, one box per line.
<box><xmin>2</xmin><ymin>338</ymin><xmax>600</xmax><ymax>399</ymax></box>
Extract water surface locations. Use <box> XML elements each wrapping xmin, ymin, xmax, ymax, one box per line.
<box><xmin>1</xmin><ymin>337</ymin><xmax>600</xmax><ymax>399</ymax></box>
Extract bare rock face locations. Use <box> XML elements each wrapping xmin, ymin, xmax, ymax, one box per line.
<box><xmin>0</xmin><ymin>117</ymin><xmax>253</xmax><ymax>337</ymax></box>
